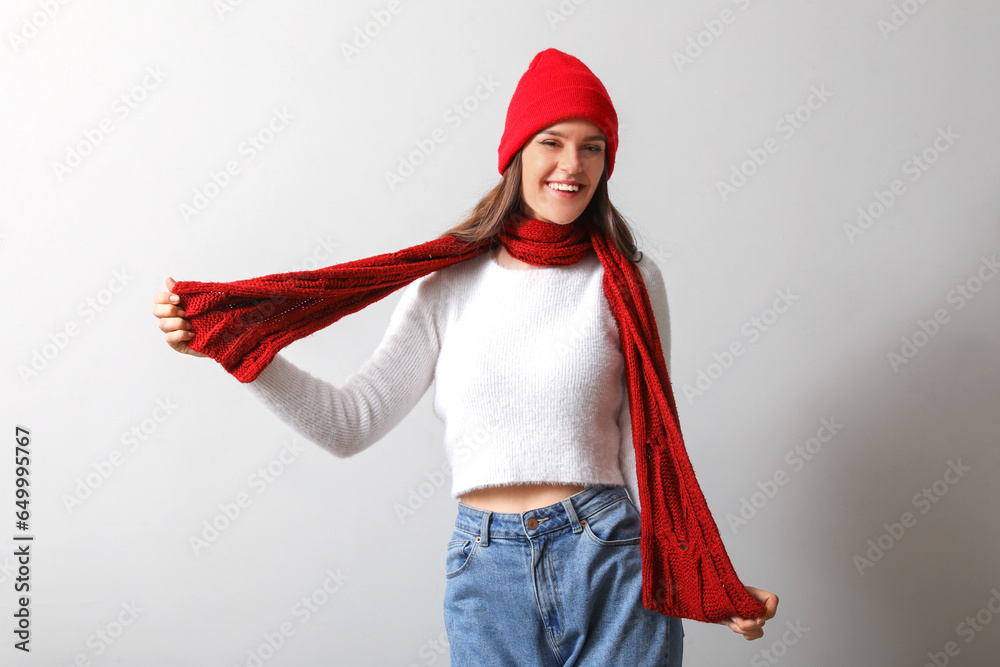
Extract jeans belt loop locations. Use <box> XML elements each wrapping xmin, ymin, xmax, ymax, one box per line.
<box><xmin>561</xmin><ymin>497</ymin><xmax>583</xmax><ymax>534</ymax></box>
<box><xmin>479</xmin><ymin>510</ymin><xmax>492</xmax><ymax>547</ymax></box>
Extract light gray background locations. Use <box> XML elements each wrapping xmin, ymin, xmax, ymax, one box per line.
<box><xmin>3</xmin><ymin>1</ymin><xmax>999</xmax><ymax>665</ymax></box>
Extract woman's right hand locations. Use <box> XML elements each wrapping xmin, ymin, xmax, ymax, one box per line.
<box><xmin>152</xmin><ymin>277</ymin><xmax>208</xmax><ymax>358</ymax></box>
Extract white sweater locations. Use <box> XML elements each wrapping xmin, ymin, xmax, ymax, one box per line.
<box><xmin>245</xmin><ymin>246</ymin><xmax>671</xmax><ymax>511</ymax></box>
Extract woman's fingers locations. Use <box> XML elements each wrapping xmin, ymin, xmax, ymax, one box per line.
<box><xmin>745</xmin><ymin>586</ymin><xmax>779</xmax><ymax>619</ymax></box>
<box><xmin>719</xmin><ymin>586</ymin><xmax>780</xmax><ymax>640</ymax></box>
<box><xmin>718</xmin><ymin>606</ymin><xmax>769</xmax><ymax>641</ymax></box>
<box><xmin>151</xmin><ymin>298</ymin><xmax>187</xmax><ymax>325</ymax></box>
<box><xmin>154</xmin><ymin>277</ymin><xmax>207</xmax><ymax>358</ymax></box>
<box><xmin>724</xmin><ymin>616</ymin><xmax>766</xmax><ymax>640</ymax></box>
<box><xmin>737</xmin><ymin>626</ymin><xmax>764</xmax><ymax>641</ymax></box>
<box><xmin>151</xmin><ymin>301</ymin><xmax>185</xmax><ymax>319</ymax></box>
<box><xmin>152</xmin><ymin>288</ymin><xmax>182</xmax><ymax>310</ymax></box>
<box><xmin>152</xmin><ymin>278</ymin><xmax>187</xmax><ymax>323</ymax></box>
<box><xmin>166</xmin><ymin>329</ymin><xmax>185</xmax><ymax>344</ymax></box>
<box><xmin>729</xmin><ymin>616</ymin><xmax>765</xmax><ymax>631</ymax></box>
<box><xmin>166</xmin><ymin>328</ymin><xmax>195</xmax><ymax>344</ymax></box>
<box><xmin>156</xmin><ymin>315</ymin><xmax>190</xmax><ymax>334</ymax></box>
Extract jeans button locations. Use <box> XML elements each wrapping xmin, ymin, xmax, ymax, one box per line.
<box><xmin>526</xmin><ymin>517</ymin><xmax>539</xmax><ymax>530</ymax></box>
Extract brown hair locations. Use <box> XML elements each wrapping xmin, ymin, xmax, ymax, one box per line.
<box><xmin>437</xmin><ymin>150</ymin><xmax>642</xmax><ymax>263</ymax></box>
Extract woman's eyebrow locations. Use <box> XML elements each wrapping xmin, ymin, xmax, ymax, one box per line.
<box><xmin>539</xmin><ymin>129</ymin><xmax>607</xmax><ymax>142</ymax></box>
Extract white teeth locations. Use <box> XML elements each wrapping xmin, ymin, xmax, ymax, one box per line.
<box><xmin>548</xmin><ymin>182</ymin><xmax>580</xmax><ymax>192</ymax></box>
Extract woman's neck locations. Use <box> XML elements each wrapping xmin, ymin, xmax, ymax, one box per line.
<box><xmin>493</xmin><ymin>245</ymin><xmax>536</xmax><ymax>270</ymax></box>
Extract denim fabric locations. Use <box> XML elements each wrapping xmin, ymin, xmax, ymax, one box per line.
<box><xmin>443</xmin><ymin>484</ymin><xmax>684</xmax><ymax>666</ymax></box>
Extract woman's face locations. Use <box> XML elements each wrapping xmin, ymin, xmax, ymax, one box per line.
<box><xmin>518</xmin><ymin>119</ymin><xmax>607</xmax><ymax>225</ymax></box>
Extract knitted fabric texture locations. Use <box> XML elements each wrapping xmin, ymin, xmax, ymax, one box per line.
<box><xmin>171</xmin><ymin>215</ymin><xmax>765</xmax><ymax>624</ymax></box>
<box><xmin>497</xmin><ymin>48</ymin><xmax>619</xmax><ymax>178</ymax></box>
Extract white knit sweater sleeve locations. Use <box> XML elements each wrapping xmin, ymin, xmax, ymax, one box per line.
<box><xmin>618</xmin><ymin>254</ymin><xmax>672</xmax><ymax>512</ymax></box>
<box><xmin>243</xmin><ymin>275</ymin><xmax>440</xmax><ymax>458</ymax></box>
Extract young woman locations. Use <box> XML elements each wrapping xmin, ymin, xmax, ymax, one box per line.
<box><xmin>153</xmin><ymin>48</ymin><xmax>777</xmax><ymax>665</ymax></box>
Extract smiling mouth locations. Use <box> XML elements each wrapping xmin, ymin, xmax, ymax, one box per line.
<box><xmin>547</xmin><ymin>181</ymin><xmax>581</xmax><ymax>192</ymax></box>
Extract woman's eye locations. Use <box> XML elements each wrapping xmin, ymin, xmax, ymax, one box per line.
<box><xmin>537</xmin><ymin>139</ymin><xmax>602</xmax><ymax>152</ymax></box>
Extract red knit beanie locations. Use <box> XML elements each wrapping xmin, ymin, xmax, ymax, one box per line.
<box><xmin>498</xmin><ymin>48</ymin><xmax>619</xmax><ymax>179</ymax></box>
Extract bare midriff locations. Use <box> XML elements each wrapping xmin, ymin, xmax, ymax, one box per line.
<box><xmin>459</xmin><ymin>482</ymin><xmax>589</xmax><ymax>513</ymax></box>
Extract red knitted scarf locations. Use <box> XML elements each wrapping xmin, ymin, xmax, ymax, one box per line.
<box><xmin>172</xmin><ymin>213</ymin><xmax>765</xmax><ymax>623</ymax></box>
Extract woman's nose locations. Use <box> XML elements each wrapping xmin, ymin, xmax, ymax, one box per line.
<box><xmin>558</xmin><ymin>148</ymin><xmax>582</xmax><ymax>174</ymax></box>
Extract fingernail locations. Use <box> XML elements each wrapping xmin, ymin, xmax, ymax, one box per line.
<box><xmin>170</xmin><ymin>295</ymin><xmax>179</xmax><ymax>303</ymax></box>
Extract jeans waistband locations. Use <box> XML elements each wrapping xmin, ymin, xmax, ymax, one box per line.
<box><xmin>454</xmin><ymin>483</ymin><xmax>628</xmax><ymax>545</ymax></box>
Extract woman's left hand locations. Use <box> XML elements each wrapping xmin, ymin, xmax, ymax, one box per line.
<box><xmin>718</xmin><ymin>586</ymin><xmax>779</xmax><ymax>640</ymax></box>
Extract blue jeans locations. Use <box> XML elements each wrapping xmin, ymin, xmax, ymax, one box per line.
<box><xmin>443</xmin><ymin>483</ymin><xmax>684</xmax><ymax>666</ymax></box>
